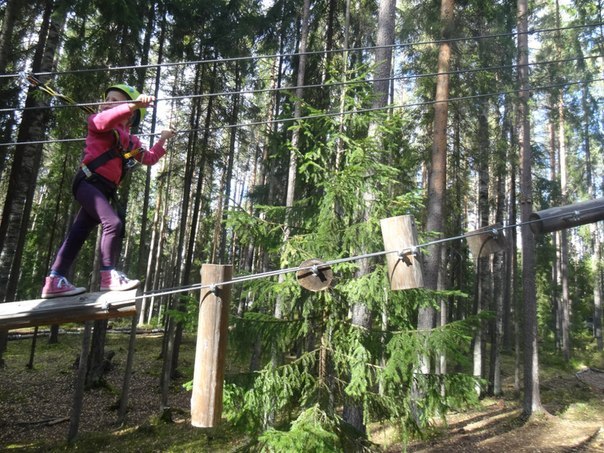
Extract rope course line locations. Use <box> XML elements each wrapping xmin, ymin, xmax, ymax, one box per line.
<box><xmin>131</xmin><ymin>204</ymin><xmax>604</xmax><ymax>301</ymax></box>
<box><xmin>0</xmin><ymin>21</ymin><xmax>600</xmax><ymax>81</ymax></box>
<box><xmin>3</xmin><ymin>53</ymin><xmax>600</xmax><ymax>116</ymax></box>
<box><xmin>3</xmin><ymin>76</ymin><xmax>602</xmax><ymax>148</ymax></box>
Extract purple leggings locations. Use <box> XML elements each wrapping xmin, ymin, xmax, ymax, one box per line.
<box><xmin>51</xmin><ymin>177</ymin><xmax>123</xmax><ymax>277</ymax></box>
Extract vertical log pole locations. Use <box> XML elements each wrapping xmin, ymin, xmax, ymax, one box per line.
<box><xmin>380</xmin><ymin>215</ymin><xmax>424</xmax><ymax>290</ymax></box>
<box><xmin>191</xmin><ymin>264</ymin><xmax>232</xmax><ymax>428</ymax></box>
<box><xmin>68</xmin><ymin>321</ymin><xmax>93</xmax><ymax>442</ymax></box>
<box><xmin>118</xmin><ymin>313</ymin><xmax>138</xmax><ymax>424</ymax></box>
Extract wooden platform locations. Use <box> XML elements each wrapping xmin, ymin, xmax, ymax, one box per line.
<box><xmin>0</xmin><ymin>290</ymin><xmax>140</xmax><ymax>330</ymax></box>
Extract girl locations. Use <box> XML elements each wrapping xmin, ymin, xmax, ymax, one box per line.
<box><xmin>41</xmin><ymin>84</ymin><xmax>175</xmax><ymax>298</ymax></box>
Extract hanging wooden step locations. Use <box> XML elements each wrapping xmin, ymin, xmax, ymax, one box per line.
<box><xmin>380</xmin><ymin>215</ymin><xmax>424</xmax><ymax>291</ymax></box>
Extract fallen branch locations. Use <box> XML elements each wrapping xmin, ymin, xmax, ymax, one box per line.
<box><xmin>16</xmin><ymin>416</ymin><xmax>70</xmax><ymax>426</ymax></box>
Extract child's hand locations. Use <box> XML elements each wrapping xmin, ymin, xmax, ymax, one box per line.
<box><xmin>131</xmin><ymin>94</ymin><xmax>155</xmax><ymax>110</ymax></box>
<box><xmin>159</xmin><ymin>129</ymin><xmax>176</xmax><ymax>142</ymax></box>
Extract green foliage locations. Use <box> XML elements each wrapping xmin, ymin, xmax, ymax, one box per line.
<box><xmin>219</xmin><ymin>69</ymin><xmax>482</xmax><ymax>446</ymax></box>
<box><xmin>226</xmin><ymin>205</ymin><xmax>286</xmax><ymax>253</ymax></box>
<box><xmin>258</xmin><ymin>405</ymin><xmax>342</xmax><ymax>452</ymax></box>
<box><xmin>224</xmin><ymin>352</ymin><xmax>319</xmax><ymax>433</ymax></box>
<box><xmin>230</xmin><ymin>311</ymin><xmax>307</xmax><ymax>362</ymax></box>
<box><xmin>166</xmin><ymin>294</ymin><xmax>199</xmax><ymax>332</ymax></box>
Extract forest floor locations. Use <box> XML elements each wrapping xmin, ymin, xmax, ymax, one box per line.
<box><xmin>1</xmin><ymin>326</ymin><xmax>603</xmax><ymax>452</ymax></box>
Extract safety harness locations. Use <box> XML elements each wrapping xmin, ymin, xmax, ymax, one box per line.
<box><xmin>72</xmin><ymin>129</ymin><xmax>140</xmax><ymax>237</ymax></box>
<box><xmin>80</xmin><ymin>129</ymin><xmax>143</xmax><ymax>185</ymax></box>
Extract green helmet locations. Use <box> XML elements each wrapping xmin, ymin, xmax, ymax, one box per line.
<box><xmin>105</xmin><ymin>83</ymin><xmax>145</xmax><ymax>127</ymax></box>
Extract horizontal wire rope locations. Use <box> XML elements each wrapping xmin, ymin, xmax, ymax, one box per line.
<box><xmin>3</xmin><ymin>76</ymin><xmax>602</xmax><ymax>148</ymax></box>
<box><xmin>132</xmin><ymin>203</ymin><xmax>603</xmax><ymax>301</ymax></box>
<box><xmin>0</xmin><ymin>21</ymin><xmax>600</xmax><ymax>81</ymax></box>
<box><xmin>3</xmin><ymin>53</ymin><xmax>600</xmax><ymax>116</ymax></box>
<box><xmin>1</xmin><ymin>22</ymin><xmax>600</xmax><ymax>301</ymax></box>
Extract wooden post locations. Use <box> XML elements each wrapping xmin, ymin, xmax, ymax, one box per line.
<box><xmin>380</xmin><ymin>215</ymin><xmax>424</xmax><ymax>290</ymax></box>
<box><xmin>68</xmin><ymin>321</ymin><xmax>93</xmax><ymax>442</ymax></box>
<box><xmin>191</xmin><ymin>264</ymin><xmax>232</xmax><ymax>428</ymax></box>
<box><xmin>118</xmin><ymin>314</ymin><xmax>138</xmax><ymax>424</ymax></box>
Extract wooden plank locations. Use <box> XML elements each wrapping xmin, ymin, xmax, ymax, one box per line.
<box><xmin>0</xmin><ymin>290</ymin><xmax>139</xmax><ymax>330</ymax></box>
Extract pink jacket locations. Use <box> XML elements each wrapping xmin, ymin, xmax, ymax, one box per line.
<box><xmin>83</xmin><ymin>103</ymin><xmax>165</xmax><ymax>186</ymax></box>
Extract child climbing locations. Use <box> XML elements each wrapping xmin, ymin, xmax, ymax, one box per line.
<box><xmin>41</xmin><ymin>84</ymin><xmax>175</xmax><ymax>298</ymax></box>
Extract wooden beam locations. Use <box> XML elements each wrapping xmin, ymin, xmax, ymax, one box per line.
<box><xmin>0</xmin><ymin>290</ymin><xmax>139</xmax><ymax>330</ymax></box>
<box><xmin>530</xmin><ymin>197</ymin><xmax>604</xmax><ymax>234</ymax></box>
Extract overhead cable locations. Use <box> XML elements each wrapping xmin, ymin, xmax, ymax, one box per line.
<box><xmin>0</xmin><ymin>22</ymin><xmax>601</xmax><ymax>81</ymax></box>
<box><xmin>2</xmin><ymin>77</ymin><xmax>601</xmax><ymax>148</ymax></box>
<box><xmin>2</xmin><ymin>53</ymin><xmax>600</xmax><ymax>116</ymax></box>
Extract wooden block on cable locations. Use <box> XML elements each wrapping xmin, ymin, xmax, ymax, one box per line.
<box><xmin>380</xmin><ymin>215</ymin><xmax>424</xmax><ymax>291</ymax></box>
<box><xmin>0</xmin><ymin>290</ymin><xmax>140</xmax><ymax>331</ymax></box>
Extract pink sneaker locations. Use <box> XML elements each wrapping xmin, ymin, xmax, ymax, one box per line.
<box><xmin>41</xmin><ymin>276</ymin><xmax>87</xmax><ymax>299</ymax></box>
<box><xmin>100</xmin><ymin>269</ymin><xmax>140</xmax><ymax>291</ymax></box>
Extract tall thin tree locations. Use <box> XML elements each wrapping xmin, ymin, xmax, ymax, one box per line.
<box><xmin>342</xmin><ymin>0</ymin><xmax>396</xmax><ymax>434</ymax></box>
<box><xmin>517</xmin><ymin>0</ymin><xmax>544</xmax><ymax>416</ymax></box>
<box><xmin>419</xmin><ymin>0</ymin><xmax>454</xmax><ymax>366</ymax></box>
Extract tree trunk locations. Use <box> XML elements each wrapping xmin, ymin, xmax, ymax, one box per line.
<box><xmin>508</xmin><ymin>132</ymin><xmax>520</xmax><ymax>392</ymax></box>
<box><xmin>342</xmin><ymin>0</ymin><xmax>395</xmax><ymax>434</ymax></box>
<box><xmin>419</xmin><ymin>0</ymin><xmax>453</xmax><ymax>362</ymax></box>
<box><xmin>137</xmin><ymin>4</ymin><xmax>164</xmax><ymax>278</ymax></box>
<box><xmin>85</xmin><ymin>320</ymin><xmax>111</xmax><ymax>387</ymax></box>
<box><xmin>502</xmin><ymin>102</ymin><xmax>514</xmax><ymax>352</ymax></box>
<box><xmin>474</xmin><ymin>95</ymin><xmax>490</xmax><ymax>395</ymax></box>
<box><xmin>0</xmin><ymin>0</ymin><xmax>65</xmax><ymax>364</ymax></box>
<box><xmin>171</xmin><ymin>63</ymin><xmax>205</xmax><ymax>376</ymax></box>
<box><xmin>0</xmin><ymin>0</ymin><xmax>22</xmax><ymax>74</ymax></box>
<box><xmin>489</xmin><ymin>100</ymin><xmax>507</xmax><ymax>396</ymax></box>
<box><xmin>547</xmin><ymin>112</ymin><xmax>561</xmax><ymax>351</ymax></box>
<box><xmin>0</xmin><ymin>0</ymin><xmax>61</xmax><ymax>302</ymax></box>
<box><xmin>273</xmin><ymin>0</ymin><xmax>310</xmax><ymax>340</ymax></box>
<box><xmin>582</xmin><ymin>70</ymin><xmax>603</xmax><ymax>350</ymax></box>
<box><xmin>558</xmin><ymin>103</ymin><xmax>571</xmax><ymax>360</ymax></box>
<box><xmin>342</xmin><ymin>294</ymin><xmax>372</xmax><ymax>435</ymax></box>
<box><xmin>218</xmin><ymin>63</ymin><xmax>241</xmax><ymax>263</ymax></box>
<box><xmin>517</xmin><ymin>0</ymin><xmax>544</xmax><ymax>416</ymax></box>
<box><xmin>284</xmin><ymin>0</ymin><xmax>310</xmax><ymax>218</ymax></box>
<box><xmin>185</xmin><ymin>61</ymin><xmax>215</xmax><ymax>286</ymax></box>
<box><xmin>335</xmin><ymin>0</ymin><xmax>351</xmax><ymax>169</ymax></box>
